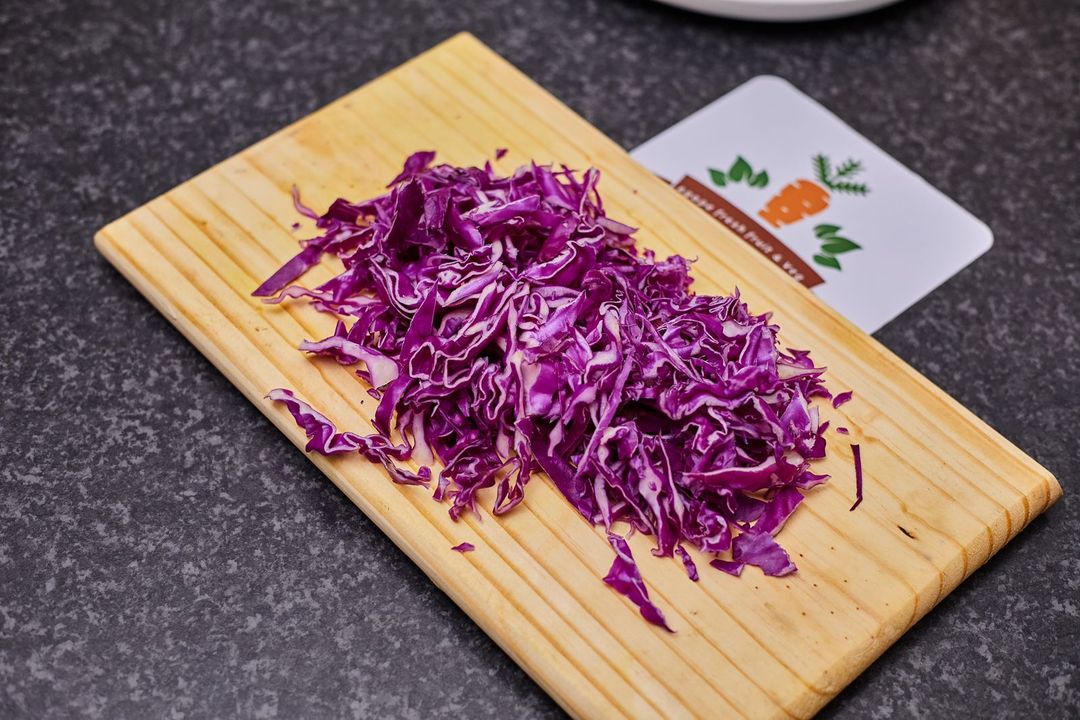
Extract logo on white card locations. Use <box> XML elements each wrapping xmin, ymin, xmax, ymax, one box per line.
<box><xmin>706</xmin><ymin>154</ymin><xmax>869</xmax><ymax>273</ymax></box>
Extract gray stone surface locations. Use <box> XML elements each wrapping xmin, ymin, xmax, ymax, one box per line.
<box><xmin>1</xmin><ymin>0</ymin><xmax>1077</xmax><ymax>717</ymax></box>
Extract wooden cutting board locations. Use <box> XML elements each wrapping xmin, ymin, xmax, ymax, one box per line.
<box><xmin>94</xmin><ymin>33</ymin><xmax>1061</xmax><ymax>720</ymax></box>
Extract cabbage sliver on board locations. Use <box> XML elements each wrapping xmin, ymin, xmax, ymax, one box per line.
<box><xmin>256</xmin><ymin>152</ymin><xmax>836</xmax><ymax>629</ymax></box>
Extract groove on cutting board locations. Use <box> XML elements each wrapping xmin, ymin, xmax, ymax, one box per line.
<box><xmin>95</xmin><ymin>33</ymin><xmax>1061</xmax><ymax>720</ymax></box>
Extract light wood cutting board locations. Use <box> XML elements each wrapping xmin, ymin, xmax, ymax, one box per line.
<box><xmin>94</xmin><ymin>33</ymin><xmax>1061</xmax><ymax>720</ymax></box>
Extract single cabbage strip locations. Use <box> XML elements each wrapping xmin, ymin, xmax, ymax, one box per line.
<box><xmin>850</xmin><ymin>444</ymin><xmax>864</xmax><ymax>511</ymax></box>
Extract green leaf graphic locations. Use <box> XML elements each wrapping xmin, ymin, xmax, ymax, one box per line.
<box><xmin>814</xmin><ymin>224</ymin><xmax>841</xmax><ymax>239</ymax></box>
<box><xmin>831</xmin><ymin>181</ymin><xmax>870</xmax><ymax>196</ymax></box>
<box><xmin>813</xmin><ymin>254</ymin><xmax>842</xmax><ymax>270</ymax></box>
<box><xmin>821</xmin><ymin>238</ymin><xmax>861</xmax><ymax>254</ymax></box>
<box><xmin>749</xmin><ymin>170</ymin><xmax>769</xmax><ymax>188</ymax></box>
<box><xmin>729</xmin><ymin>156</ymin><xmax>752</xmax><ymax>182</ymax></box>
<box><xmin>813</xmin><ymin>154</ymin><xmax>832</xmax><ymax>186</ymax></box>
<box><xmin>708</xmin><ymin>168</ymin><xmax>727</xmax><ymax>187</ymax></box>
<box><xmin>833</xmin><ymin>159</ymin><xmax>864</xmax><ymax>179</ymax></box>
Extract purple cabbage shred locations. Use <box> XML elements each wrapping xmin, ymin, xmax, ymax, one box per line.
<box><xmin>604</xmin><ymin>534</ymin><xmax>672</xmax><ymax>631</ymax></box>
<box><xmin>850</xmin><ymin>444</ymin><xmax>864</xmax><ymax>511</ymax></box>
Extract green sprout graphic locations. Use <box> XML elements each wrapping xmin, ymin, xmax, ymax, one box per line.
<box><xmin>812</xmin><ymin>223</ymin><xmax>862</xmax><ymax>271</ymax></box>
<box><xmin>708</xmin><ymin>155</ymin><xmax>769</xmax><ymax>189</ymax></box>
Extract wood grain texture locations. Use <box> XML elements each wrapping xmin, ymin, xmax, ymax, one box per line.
<box><xmin>94</xmin><ymin>33</ymin><xmax>1061</xmax><ymax>720</ymax></box>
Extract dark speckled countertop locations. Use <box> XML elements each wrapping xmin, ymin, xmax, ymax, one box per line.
<box><xmin>2</xmin><ymin>0</ymin><xmax>1077</xmax><ymax>717</ymax></box>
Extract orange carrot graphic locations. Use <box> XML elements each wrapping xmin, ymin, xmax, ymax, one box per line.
<box><xmin>759</xmin><ymin>155</ymin><xmax>869</xmax><ymax>229</ymax></box>
<box><xmin>759</xmin><ymin>179</ymin><xmax>831</xmax><ymax>227</ymax></box>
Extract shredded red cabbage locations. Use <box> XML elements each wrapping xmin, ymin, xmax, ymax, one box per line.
<box><xmin>258</xmin><ymin>152</ymin><xmax>834</xmax><ymax>629</ymax></box>
<box><xmin>850</xmin><ymin>444</ymin><xmax>864</xmax><ymax>511</ymax></box>
<box><xmin>675</xmin><ymin>545</ymin><xmax>700</xmax><ymax>582</ymax></box>
<box><xmin>451</xmin><ymin>542</ymin><xmax>475</xmax><ymax>553</ymax></box>
<box><xmin>604</xmin><ymin>534</ymin><xmax>672</xmax><ymax>631</ymax></box>
<box><xmin>709</xmin><ymin>558</ymin><xmax>745</xmax><ymax>577</ymax></box>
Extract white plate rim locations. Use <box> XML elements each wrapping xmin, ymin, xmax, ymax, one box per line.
<box><xmin>653</xmin><ymin>0</ymin><xmax>905</xmax><ymax>22</ymax></box>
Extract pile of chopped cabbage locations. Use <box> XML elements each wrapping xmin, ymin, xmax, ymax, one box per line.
<box><xmin>256</xmin><ymin>152</ymin><xmax>835</xmax><ymax>629</ymax></box>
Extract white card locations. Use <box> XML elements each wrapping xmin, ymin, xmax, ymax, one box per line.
<box><xmin>631</xmin><ymin>76</ymin><xmax>993</xmax><ymax>333</ymax></box>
